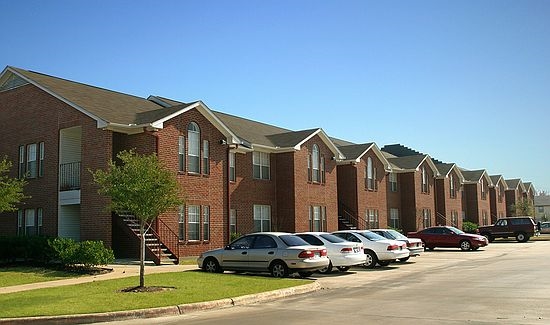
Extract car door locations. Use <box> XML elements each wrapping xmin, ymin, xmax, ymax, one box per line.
<box><xmin>493</xmin><ymin>219</ymin><xmax>510</xmax><ymax>236</ymax></box>
<box><xmin>441</xmin><ymin>228</ymin><xmax>459</xmax><ymax>247</ymax></box>
<box><xmin>221</xmin><ymin>235</ymin><xmax>254</xmax><ymax>270</ymax></box>
<box><xmin>247</xmin><ymin>234</ymin><xmax>279</xmax><ymax>271</ymax></box>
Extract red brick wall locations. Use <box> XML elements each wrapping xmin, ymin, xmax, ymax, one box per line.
<box><xmin>435</xmin><ymin>170</ymin><xmax>463</xmax><ymax>228</ymax></box>
<box><xmin>337</xmin><ymin>164</ymin><xmax>358</xmax><ymax>217</ymax></box>
<box><xmin>490</xmin><ymin>182</ymin><xmax>507</xmax><ymax>222</ymax></box>
<box><xmin>0</xmin><ymin>84</ymin><xmax>112</xmax><ymax>246</ymax></box>
<box><xmin>275</xmin><ymin>152</ymin><xmax>295</xmax><ymax>231</ymax></box>
<box><xmin>357</xmin><ymin>152</ymin><xmax>388</xmax><ymax>228</ymax></box>
<box><xmin>291</xmin><ymin>136</ymin><xmax>338</xmax><ymax>232</ymax></box>
<box><xmin>154</xmin><ymin>108</ymin><xmax>228</xmax><ymax>256</ymax></box>
<box><xmin>386</xmin><ymin>173</ymin><xmax>402</xmax><ymax>228</ymax></box>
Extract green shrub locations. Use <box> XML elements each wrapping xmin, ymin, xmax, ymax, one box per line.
<box><xmin>74</xmin><ymin>240</ymin><xmax>115</xmax><ymax>269</ymax></box>
<box><xmin>462</xmin><ymin>221</ymin><xmax>479</xmax><ymax>234</ymax></box>
<box><xmin>230</xmin><ymin>232</ymin><xmax>242</xmax><ymax>242</ymax></box>
<box><xmin>48</xmin><ymin>237</ymin><xmax>79</xmax><ymax>266</ymax></box>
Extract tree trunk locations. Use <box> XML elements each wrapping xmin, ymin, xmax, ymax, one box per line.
<box><xmin>139</xmin><ymin>221</ymin><xmax>145</xmax><ymax>288</ymax></box>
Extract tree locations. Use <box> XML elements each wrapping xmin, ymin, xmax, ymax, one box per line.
<box><xmin>511</xmin><ymin>198</ymin><xmax>534</xmax><ymax>217</ymax></box>
<box><xmin>92</xmin><ymin>150</ymin><xmax>183</xmax><ymax>288</ymax></box>
<box><xmin>0</xmin><ymin>157</ymin><xmax>28</xmax><ymax>213</ymax></box>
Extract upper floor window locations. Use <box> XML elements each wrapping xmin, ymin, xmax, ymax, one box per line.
<box><xmin>253</xmin><ymin>151</ymin><xmax>270</xmax><ymax>180</ymax></box>
<box><xmin>229</xmin><ymin>152</ymin><xmax>236</xmax><ymax>182</ymax></box>
<box><xmin>308</xmin><ymin>144</ymin><xmax>326</xmax><ymax>184</ymax></box>
<box><xmin>203</xmin><ymin>140</ymin><xmax>210</xmax><ymax>175</ymax></box>
<box><xmin>422</xmin><ymin>208</ymin><xmax>432</xmax><ymax>228</ymax></box>
<box><xmin>178</xmin><ymin>136</ymin><xmax>185</xmax><ymax>172</ymax></box>
<box><xmin>366</xmin><ymin>157</ymin><xmax>377</xmax><ymax>190</ymax></box>
<box><xmin>450</xmin><ymin>174</ymin><xmax>456</xmax><ymax>198</ymax></box>
<box><xmin>421</xmin><ymin>166</ymin><xmax>429</xmax><ymax>193</ymax></box>
<box><xmin>480</xmin><ymin>179</ymin><xmax>487</xmax><ymax>200</ymax></box>
<box><xmin>18</xmin><ymin>145</ymin><xmax>25</xmax><ymax>178</ymax></box>
<box><xmin>39</xmin><ymin>142</ymin><xmax>44</xmax><ymax>177</ymax></box>
<box><xmin>26</xmin><ymin>143</ymin><xmax>37</xmax><ymax>178</ymax></box>
<box><xmin>187</xmin><ymin>122</ymin><xmax>200</xmax><ymax>173</ymax></box>
<box><xmin>498</xmin><ymin>184</ymin><xmax>504</xmax><ymax>203</ymax></box>
<box><xmin>312</xmin><ymin>144</ymin><xmax>320</xmax><ymax>182</ymax></box>
<box><xmin>389</xmin><ymin>172</ymin><xmax>397</xmax><ymax>192</ymax></box>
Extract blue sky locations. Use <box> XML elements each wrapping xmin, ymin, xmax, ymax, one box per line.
<box><xmin>2</xmin><ymin>1</ymin><xmax>549</xmax><ymax>192</ymax></box>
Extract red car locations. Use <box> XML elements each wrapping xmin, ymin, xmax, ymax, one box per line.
<box><xmin>407</xmin><ymin>226</ymin><xmax>488</xmax><ymax>251</ymax></box>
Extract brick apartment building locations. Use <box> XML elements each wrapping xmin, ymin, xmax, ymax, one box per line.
<box><xmin>461</xmin><ymin>170</ymin><xmax>492</xmax><ymax>226</ymax></box>
<box><xmin>505</xmin><ymin>179</ymin><xmax>526</xmax><ymax>217</ymax></box>
<box><xmin>489</xmin><ymin>175</ymin><xmax>508</xmax><ymax>222</ymax></box>
<box><xmin>0</xmin><ymin>66</ymin><xmax>537</xmax><ymax>262</ymax></box>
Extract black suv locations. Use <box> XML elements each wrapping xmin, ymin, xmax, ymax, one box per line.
<box><xmin>478</xmin><ymin>217</ymin><xmax>537</xmax><ymax>243</ymax></box>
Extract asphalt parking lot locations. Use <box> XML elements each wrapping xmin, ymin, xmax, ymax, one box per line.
<box><xmin>108</xmin><ymin>238</ymin><xmax>550</xmax><ymax>325</ymax></box>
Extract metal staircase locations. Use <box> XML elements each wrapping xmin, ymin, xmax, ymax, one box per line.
<box><xmin>338</xmin><ymin>202</ymin><xmax>366</xmax><ymax>230</ymax></box>
<box><xmin>117</xmin><ymin>214</ymin><xmax>179</xmax><ymax>265</ymax></box>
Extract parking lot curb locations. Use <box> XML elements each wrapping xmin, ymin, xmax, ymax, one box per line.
<box><xmin>0</xmin><ymin>282</ymin><xmax>322</xmax><ymax>324</ymax></box>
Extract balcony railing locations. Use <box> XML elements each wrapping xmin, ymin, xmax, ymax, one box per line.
<box><xmin>59</xmin><ymin>162</ymin><xmax>81</xmax><ymax>191</ymax></box>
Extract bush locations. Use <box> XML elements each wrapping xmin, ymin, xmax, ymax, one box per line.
<box><xmin>230</xmin><ymin>232</ymin><xmax>242</xmax><ymax>242</ymax></box>
<box><xmin>49</xmin><ymin>237</ymin><xmax>114</xmax><ymax>269</ymax></box>
<box><xmin>462</xmin><ymin>221</ymin><xmax>479</xmax><ymax>234</ymax></box>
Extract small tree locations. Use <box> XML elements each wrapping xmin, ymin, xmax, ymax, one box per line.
<box><xmin>92</xmin><ymin>150</ymin><xmax>183</xmax><ymax>288</ymax></box>
<box><xmin>511</xmin><ymin>198</ymin><xmax>534</xmax><ymax>217</ymax></box>
<box><xmin>0</xmin><ymin>157</ymin><xmax>28</xmax><ymax>213</ymax></box>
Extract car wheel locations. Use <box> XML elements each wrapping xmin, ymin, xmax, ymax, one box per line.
<box><xmin>482</xmin><ymin>233</ymin><xmax>494</xmax><ymax>243</ymax></box>
<box><xmin>203</xmin><ymin>257</ymin><xmax>222</xmax><ymax>273</ymax></box>
<box><xmin>460</xmin><ymin>240</ymin><xmax>472</xmax><ymax>251</ymax></box>
<box><xmin>270</xmin><ymin>261</ymin><xmax>289</xmax><ymax>278</ymax></box>
<box><xmin>336</xmin><ymin>266</ymin><xmax>350</xmax><ymax>272</ymax></box>
<box><xmin>516</xmin><ymin>232</ymin><xmax>528</xmax><ymax>243</ymax></box>
<box><xmin>298</xmin><ymin>271</ymin><xmax>313</xmax><ymax>278</ymax></box>
<box><xmin>378</xmin><ymin>260</ymin><xmax>391</xmax><ymax>267</ymax></box>
<box><xmin>363</xmin><ymin>251</ymin><xmax>378</xmax><ymax>269</ymax></box>
<box><xmin>399</xmin><ymin>256</ymin><xmax>410</xmax><ymax>262</ymax></box>
<box><xmin>318</xmin><ymin>262</ymin><xmax>333</xmax><ymax>274</ymax></box>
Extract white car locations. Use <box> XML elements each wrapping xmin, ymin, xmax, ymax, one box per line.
<box><xmin>197</xmin><ymin>232</ymin><xmax>329</xmax><ymax>278</ymax></box>
<box><xmin>370</xmin><ymin>228</ymin><xmax>423</xmax><ymax>262</ymax></box>
<box><xmin>295</xmin><ymin>232</ymin><xmax>366</xmax><ymax>273</ymax></box>
<box><xmin>332</xmin><ymin>230</ymin><xmax>410</xmax><ymax>268</ymax></box>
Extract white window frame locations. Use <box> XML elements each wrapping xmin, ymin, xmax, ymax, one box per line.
<box><xmin>229</xmin><ymin>209</ymin><xmax>237</xmax><ymax>234</ymax></box>
<box><xmin>253</xmin><ymin>205</ymin><xmax>271</xmax><ymax>232</ymax></box>
<box><xmin>25</xmin><ymin>208</ymin><xmax>36</xmax><ymax>235</ymax></box>
<box><xmin>187</xmin><ymin>122</ymin><xmax>200</xmax><ymax>173</ymax></box>
<box><xmin>389</xmin><ymin>172</ymin><xmax>397</xmax><ymax>192</ymax></box>
<box><xmin>39</xmin><ymin>142</ymin><xmax>44</xmax><ymax>177</ymax></box>
<box><xmin>203</xmin><ymin>140</ymin><xmax>209</xmax><ymax>175</ymax></box>
<box><xmin>229</xmin><ymin>152</ymin><xmax>236</xmax><ymax>182</ymax></box>
<box><xmin>390</xmin><ymin>208</ymin><xmax>399</xmax><ymax>228</ymax></box>
<box><xmin>312</xmin><ymin>144</ymin><xmax>320</xmax><ymax>183</ymax></box>
<box><xmin>26</xmin><ymin>143</ymin><xmax>37</xmax><ymax>178</ymax></box>
<box><xmin>203</xmin><ymin>206</ymin><xmax>210</xmax><ymax>241</ymax></box>
<box><xmin>178</xmin><ymin>136</ymin><xmax>185</xmax><ymax>172</ymax></box>
<box><xmin>18</xmin><ymin>145</ymin><xmax>25</xmax><ymax>178</ymax></box>
<box><xmin>253</xmin><ymin>152</ymin><xmax>270</xmax><ymax>180</ymax></box>
<box><xmin>188</xmin><ymin>205</ymin><xmax>200</xmax><ymax>241</ymax></box>
<box><xmin>178</xmin><ymin>205</ymin><xmax>185</xmax><ymax>240</ymax></box>
<box><xmin>366</xmin><ymin>157</ymin><xmax>374</xmax><ymax>190</ymax></box>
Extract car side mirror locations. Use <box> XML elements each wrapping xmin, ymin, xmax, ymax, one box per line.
<box><xmin>225</xmin><ymin>245</ymin><xmax>232</xmax><ymax>250</ymax></box>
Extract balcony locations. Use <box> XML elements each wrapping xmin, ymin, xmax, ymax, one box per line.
<box><xmin>59</xmin><ymin>162</ymin><xmax>81</xmax><ymax>191</ymax></box>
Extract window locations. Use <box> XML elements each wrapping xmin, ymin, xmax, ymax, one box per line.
<box><xmin>422</xmin><ymin>209</ymin><xmax>431</xmax><ymax>228</ymax></box>
<box><xmin>17</xmin><ymin>209</ymin><xmax>23</xmax><ymax>235</ymax></box>
<box><xmin>482</xmin><ymin>210</ymin><xmax>488</xmax><ymax>226</ymax></box>
<box><xmin>230</xmin><ymin>209</ymin><xmax>237</xmax><ymax>234</ymax></box>
<box><xmin>310</xmin><ymin>206</ymin><xmax>322</xmax><ymax>231</ymax></box>
<box><xmin>188</xmin><ymin>205</ymin><xmax>200</xmax><ymax>240</ymax></box>
<box><xmin>229</xmin><ymin>152</ymin><xmax>236</xmax><ymax>182</ymax></box>
<box><xmin>253</xmin><ymin>152</ymin><xmax>270</xmax><ymax>180</ymax></box>
<box><xmin>538</xmin><ymin>206</ymin><xmax>544</xmax><ymax>213</ymax></box>
<box><xmin>37</xmin><ymin>208</ymin><xmax>43</xmax><ymax>235</ymax></box>
<box><xmin>307</xmin><ymin>154</ymin><xmax>311</xmax><ymax>182</ymax></box>
<box><xmin>498</xmin><ymin>184</ymin><xmax>504</xmax><ymax>203</ymax></box>
<box><xmin>312</xmin><ymin>144</ymin><xmax>320</xmax><ymax>183</ymax></box>
<box><xmin>39</xmin><ymin>142</ymin><xmax>44</xmax><ymax>177</ymax></box>
<box><xmin>253</xmin><ymin>205</ymin><xmax>271</xmax><ymax>232</ymax></box>
<box><xmin>389</xmin><ymin>208</ymin><xmax>399</xmax><ymax>228</ymax></box>
<box><xmin>451</xmin><ymin>211</ymin><xmax>458</xmax><ymax>227</ymax></box>
<box><xmin>178</xmin><ymin>136</ymin><xmax>185</xmax><ymax>172</ymax></box>
<box><xmin>26</xmin><ymin>144</ymin><xmax>37</xmax><ymax>178</ymax></box>
<box><xmin>461</xmin><ymin>211</ymin><xmax>466</xmax><ymax>221</ymax></box>
<box><xmin>25</xmin><ymin>209</ymin><xmax>35</xmax><ymax>235</ymax></box>
<box><xmin>366</xmin><ymin>157</ymin><xmax>374</xmax><ymax>190</ymax></box>
<box><xmin>320</xmin><ymin>156</ymin><xmax>326</xmax><ymax>184</ymax></box>
<box><xmin>18</xmin><ymin>145</ymin><xmax>25</xmax><ymax>178</ymax></box>
<box><xmin>481</xmin><ymin>180</ymin><xmax>487</xmax><ymax>200</ymax></box>
<box><xmin>450</xmin><ymin>174</ymin><xmax>456</xmax><ymax>198</ymax></box>
<box><xmin>178</xmin><ymin>206</ymin><xmax>185</xmax><ymax>240</ymax></box>
<box><xmin>187</xmin><ymin>122</ymin><xmax>200</xmax><ymax>173</ymax></box>
<box><xmin>203</xmin><ymin>206</ymin><xmax>210</xmax><ymax>241</ymax></box>
<box><xmin>421</xmin><ymin>166</ymin><xmax>429</xmax><ymax>193</ymax></box>
<box><xmin>367</xmin><ymin>209</ymin><xmax>379</xmax><ymax>228</ymax></box>
<box><xmin>203</xmin><ymin>140</ymin><xmax>209</xmax><ymax>174</ymax></box>
<box><xmin>389</xmin><ymin>173</ymin><xmax>398</xmax><ymax>192</ymax></box>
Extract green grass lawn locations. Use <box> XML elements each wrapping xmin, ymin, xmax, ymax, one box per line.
<box><xmin>0</xmin><ymin>271</ymin><xmax>311</xmax><ymax>318</ymax></box>
<box><xmin>0</xmin><ymin>266</ymin><xmax>81</xmax><ymax>287</ymax></box>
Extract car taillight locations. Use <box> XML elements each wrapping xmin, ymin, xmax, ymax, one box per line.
<box><xmin>407</xmin><ymin>242</ymin><xmax>416</xmax><ymax>247</ymax></box>
<box><xmin>298</xmin><ymin>250</ymin><xmax>315</xmax><ymax>258</ymax></box>
<box><xmin>387</xmin><ymin>245</ymin><xmax>399</xmax><ymax>251</ymax></box>
<box><xmin>320</xmin><ymin>249</ymin><xmax>327</xmax><ymax>256</ymax></box>
<box><xmin>340</xmin><ymin>247</ymin><xmax>353</xmax><ymax>253</ymax></box>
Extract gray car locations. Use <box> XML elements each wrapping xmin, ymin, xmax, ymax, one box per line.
<box><xmin>197</xmin><ymin>232</ymin><xmax>329</xmax><ymax>278</ymax></box>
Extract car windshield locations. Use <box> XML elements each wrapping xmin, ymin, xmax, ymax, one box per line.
<box><xmin>357</xmin><ymin>231</ymin><xmax>387</xmax><ymax>241</ymax></box>
<box><xmin>319</xmin><ymin>233</ymin><xmax>347</xmax><ymax>243</ymax></box>
<box><xmin>448</xmin><ymin>226</ymin><xmax>465</xmax><ymax>235</ymax></box>
<box><xmin>279</xmin><ymin>234</ymin><xmax>311</xmax><ymax>246</ymax></box>
<box><xmin>387</xmin><ymin>229</ymin><xmax>408</xmax><ymax>240</ymax></box>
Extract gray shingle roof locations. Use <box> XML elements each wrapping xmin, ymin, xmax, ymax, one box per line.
<box><xmin>535</xmin><ymin>195</ymin><xmax>550</xmax><ymax>206</ymax></box>
<box><xmin>506</xmin><ymin>178</ymin><xmax>522</xmax><ymax>190</ymax></box>
<box><xmin>388</xmin><ymin>155</ymin><xmax>427</xmax><ymax>170</ymax></box>
<box><xmin>9</xmin><ymin>67</ymin><xmax>164</xmax><ymax>125</ymax></box>
<box><xmin>462</xmin><ymin>170</ymin><xmax>485</xmax><ymax>182</ymax></box>
<box><xmin>337</xmin><ymin>143</ymin><xmax>375</xmax><ymax>160</ymax></box>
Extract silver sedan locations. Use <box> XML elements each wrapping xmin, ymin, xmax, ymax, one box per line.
<box><xmin>197</xmin><ymin>232</ymin><xmax>329</xmax><ymax>278</ymax></box>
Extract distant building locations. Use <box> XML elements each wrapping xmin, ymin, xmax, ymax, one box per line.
<box><xmin>534</xmin><ymin>195</ymin><xmax>550</xmax><ymax>221</ymax></box>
